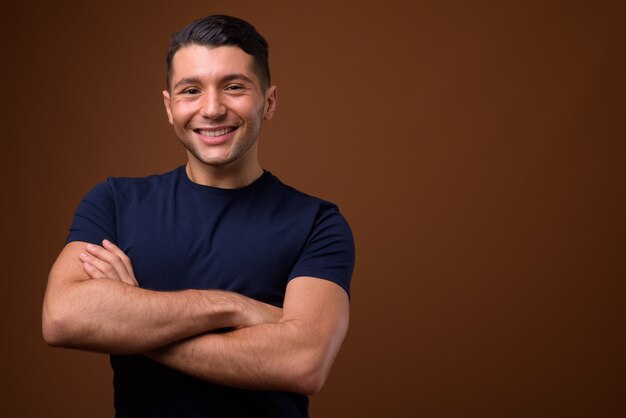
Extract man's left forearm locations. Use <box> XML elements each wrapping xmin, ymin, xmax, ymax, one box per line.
<box><xmin>146</xmin><ymin>277</ymin><xmax>350</xmax><ymax>395</ymax></box>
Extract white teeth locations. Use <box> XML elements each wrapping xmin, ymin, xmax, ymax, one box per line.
<box><xmin>198</xmin><ymin>127</ymin><xmax>234</xmax><ymax>137</ymax></box>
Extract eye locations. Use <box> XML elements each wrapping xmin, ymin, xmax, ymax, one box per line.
<box><xmin>182</xmin><ymin>87</ymin><xmax>201</xmax><ymax>95</ymax></box>
<box><xmin>225</xmin><ymin>84</ymin><xmax>244</xmax><ymax>91</ymax></box>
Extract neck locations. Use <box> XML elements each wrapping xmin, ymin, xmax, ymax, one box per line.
<box><xmin>185</xmin><ymin>157</ymin><xmax>263</xmax><ymax>189</ymax></box>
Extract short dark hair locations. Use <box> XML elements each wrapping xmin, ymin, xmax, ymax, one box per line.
<box><xmin>166</xmin><ymin>15</ymin><xmax>270</xmax><ymax>90</ymax></box>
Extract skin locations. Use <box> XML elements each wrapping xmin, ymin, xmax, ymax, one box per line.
<box><xmin>42</xmin><ymin>44</ymin><xmax>349</xmax><ymax>395</ymax></box>
<box><xmin>43</xmin><ymin>240</ymin><xmax>282</xmax><ymax>354</ymax></box>
<box><xmin>163</xmin><ymin>44</ymin><xmax>277</xmax><ymax>189</ymax></box>
<box><xmin>77</xmin><ymin>240</ymin><xmax>349</xmax><ymax>394</ymax></box>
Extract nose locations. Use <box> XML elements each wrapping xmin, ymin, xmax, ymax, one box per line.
<box><xmin>200</xmin><ymin>90</ymin><xmax>226</xmax><ymax>119</ymax></box>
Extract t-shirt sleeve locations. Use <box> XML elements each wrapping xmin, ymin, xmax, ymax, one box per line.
<box><xmin>66</xmin><ymin>180</ymin><xmax>117</xmax><ymax>245</ymax></box>
<box><xmin>288</xmin><ymin>203</ymin><xmax>355</xmax><ymax>297</ymax></box>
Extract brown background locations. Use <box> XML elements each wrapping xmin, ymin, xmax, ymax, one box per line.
<box><xmin>1</xmin><ymin>0</ymin><xmax>625</xmax><ymax>417</ymax></box>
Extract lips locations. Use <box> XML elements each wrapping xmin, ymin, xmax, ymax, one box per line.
<box><xmin>192</xmin><ymin>126</ymin><xmax>238</xmax><ymax>146</ymax></box>
<box><xmin>194</xmin><ymin>127</ymin><xmax>237</xmax><ymax>137</ymax></box>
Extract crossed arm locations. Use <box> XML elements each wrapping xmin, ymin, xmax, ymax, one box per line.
<box><xmin>42</xmin><ymin>241</ymin><xmax>349</xmax><ymax>395</ymax></box>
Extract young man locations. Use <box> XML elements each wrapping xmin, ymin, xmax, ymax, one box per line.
<box><xmin>42</xmin><ymin>15</ymin><xmax>354</xmax><ymax>418</ymax></box>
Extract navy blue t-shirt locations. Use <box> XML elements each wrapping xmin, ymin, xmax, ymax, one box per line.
<box><xmin>67</xmin><ymin>166</ymin><xmax>354</xmax><ymax>418</ymax></box>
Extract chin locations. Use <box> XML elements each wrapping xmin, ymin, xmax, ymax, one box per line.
<box><xmin>196</xmin><ymin>153</ymin><xmax>239</xmax><ymax>167</ymax></box>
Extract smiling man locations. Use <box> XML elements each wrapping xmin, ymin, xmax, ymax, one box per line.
<box><xmin>42</xmin><ymin>15</ymin><xmax>354</xmax><ymax>418</ymax></box>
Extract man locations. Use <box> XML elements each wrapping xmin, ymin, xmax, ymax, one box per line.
<box><xmin>42</xmin><ymin>15</ymin><xmax>354</xmax><ymax>418</ymax></box>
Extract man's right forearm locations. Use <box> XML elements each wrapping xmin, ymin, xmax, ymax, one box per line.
<box><xmin>43</xmin><ymin>278</ymin><xmax>250</xmax><ymax>354</ymax></box>
<box><xmin>42</xmin><ymin>242</ymin><xmax>278</xmax><ymax>354</ymax></box>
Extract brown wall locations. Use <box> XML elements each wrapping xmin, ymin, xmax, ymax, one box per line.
<box><xmin>2</xmin><ymin>0</ymin><xmax>625</xmax><ymax>417</ymax></box>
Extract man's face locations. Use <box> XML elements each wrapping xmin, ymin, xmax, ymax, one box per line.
<box><xmin>163</xmin><ymin>44</ymin><xmax>276</xmax><ymax>170</ymax></box>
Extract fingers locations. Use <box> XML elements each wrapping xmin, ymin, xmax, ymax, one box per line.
<box><xmin>80</xmin><ymin>250</ymin><xmax>119</xmax><ymax>280</ymax></box>
<box><xmin>102</xmin><ymin>240</ymin><xmax>136</xmax><ymax>279</ymax></box>
<box><xmin>238</xmin><ymin>298</ymin><xmax>283</xmax><ymax>328</ymax></box>
<box><xmin>264</xmin><ymin>303</ymin><xmax>283</xmax><ymax>324</ymax></box>
<box><xmin>80</xmin><ymin>247</ymin><xmax>136</xmax><ymax>286</ymax></box>
<box><xmin>82</xmin><ymin>261</ymin><xmax>107</xmax><ymax>279</ymax></box>
<box><xmin>80</xmin><ymin>241</ymin><xmax>138</xmax><ymax>286</ymax></box>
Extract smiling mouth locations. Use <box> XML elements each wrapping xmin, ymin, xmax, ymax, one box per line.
<box><xmin>194</xmin><ymin>127</ymin><xmax>237</xmax><ymax>137</ymax></box>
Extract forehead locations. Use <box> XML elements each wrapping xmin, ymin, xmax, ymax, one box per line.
<box><xmin>170</xmin><ymin>44</ymin><xmax>259</xmax><ymax>85</ymax></box>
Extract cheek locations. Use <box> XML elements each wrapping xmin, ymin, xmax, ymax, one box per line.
<box><xmin>239</xmin><ymin>102</ymin><xmax>265</xmax><ymax>124</ymax></box>
<box><xmin>171</xmin><ymin>106</ymin><xmax>195</xmax><ymax>125</ymax></box>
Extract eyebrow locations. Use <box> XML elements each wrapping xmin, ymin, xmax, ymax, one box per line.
<box><xmin>173</xmin><ymin>77</ymin><xmax>202</xmax><ymax>90</ymax></box>
<box><xmin>222</xmin><ymin>73</ymin><xmax>255</xmax><ymax>84</ymax></box>
<box><xmin>173</xmin><ymin>73</ymin><xmax>255</xmax><ymax>90</ymax></box>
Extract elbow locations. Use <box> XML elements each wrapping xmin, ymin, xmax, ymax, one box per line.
<box><xmin>286</xmin><ymin>352</ymin><xmax>330</xmax><ymax>396</ymax></box>
<box><xmin>42</xmin><ymin>317</ymin><xmax>64</xmax><ymax>347</ymax></box>
<box><xmin>297</xmin><ymin>370</ymin><xmax>326</xmax><ymax>396</ymax></box>
<box><xmin>42</xmin><ymin>304</ymin><xmax>76</xmax><ymax>347</ymax></box>
<box><xmin>294</xmin><ymin>363</ymin><xmax>329</xmax><ymax>396</ymax></box>
<box><xmin>279</xmin><ymin>322</ymin><xmax>348</xmax><ymax>395</ymax></box>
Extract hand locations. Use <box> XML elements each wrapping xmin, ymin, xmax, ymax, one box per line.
<box><xmin>236</xmin><ymin>296</ymin><xmax>283</xmax><ymax>328</ymax></box>
<box><xmin>79</xmin><ymin>240</ymin><xmax>139</xmax><ymax>287</ymax></box>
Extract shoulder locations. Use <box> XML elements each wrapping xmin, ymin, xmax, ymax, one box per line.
<box><xmin>265</xmin><ymin>173</ymin><xmax>341</xmax><ymax>215</ymax></box>
<box><xmin>68</xmin><ymin>167</ymin><xmax>184</xmax><ymax>244</ymax></box>
<box><xmin>77</xmin><ymin>167</ymin><xmax>183</xmax><ymax>211</ymax></box>
<box><xmin>272</xmin><ymin>176</ymin><xmax>355</xmax><ymax>295</ymax></box>
<box><xmin>105</xmin><ymin>166</ymin><xmax>182</xmax><ymax>194</ymax></box>
<box><xmin>266</xmin><ymin>173</ymin><xmax>353</xmax><ymax>243</ymax></box>
<box><xmin>81</xmin><ymin>166</ymin><xmax>182</xmax><ymax>205</ymax></box>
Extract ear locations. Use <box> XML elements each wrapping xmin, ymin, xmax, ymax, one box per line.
<box><xmin>263</xmin><ymin>85</ymin><xmax>277</xmax><ymax>120</ymax></box>
<box><xmin>163</xmin><ymin>90</ymin><xmax>173</xmax><ymax>125</ymax></box>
